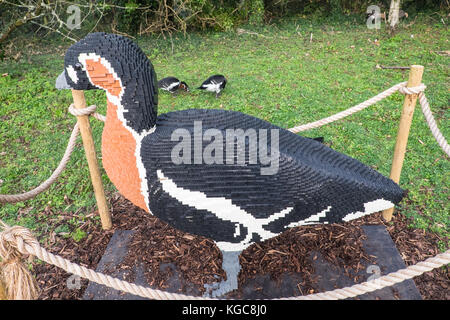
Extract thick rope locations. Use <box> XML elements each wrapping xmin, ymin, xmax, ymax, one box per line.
<box><xmin>287</xmin><ymin>82</ymin><xmax>448</xmax><ymax>157</ymax></box>
<box><xmin>0</xmin><ymin>123</ymin><xmax>79</xmax><ymax>204</ymax></box>
<box><xmin>397</xmin><ymin>83</ymin><xmax>427</xmax><ymax>95</ymax></box>
<box><xmin>0</xmin><ymin>83</ymin><xmax>447</xmax><ymax>206</ymax></box>
<box><xmin>0</xmin><ymin>220</ymin><xmax>448</xmax><ymax>300</ymax></box>
<box><xmin>0</xmin><ymin>105</ymin><xmax>103</xmax><ymax>204</ymax></box>
<box><xmin>0</xmin><ymin>221</ymin><xmax>40</xmax><ymax>300</ymax></box>
<box><xmin>283</xmin><ymin>250</ymin><xmax>450</xmax><ymax>300</ymax></box>
<box><xmin>0</xmin><ymin>83</ymin><xmax>448</xmax><ymax>299</ymax></box>
<box><xmin>0</xmin><ymin>221</ymin><xmax>205</xmax><ymax>300</ymax></box>
<box><xmin>394</xmin><ymin>84</ymin><xmax>449</xmax><ymax>157</ymax></box>
<box><xmin>288</xmin><ymin>82</ymin><xmax>407</xmax><ymax>133</ymax></box>
<box><xmin>68</xmin><ymin>104</ymin><xmax>106</xmax><ymax>122</ymax></box>
<box><xmin>417</xmin><ymin>93</ymin><xmax>450</xmax><ymax>157</ymax></box>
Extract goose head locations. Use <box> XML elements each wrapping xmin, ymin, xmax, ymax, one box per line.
<box><xmin>179</xmin><ymin>81</ymin><xmax>190</xmax><ymax>92</ymax></box>
<box><xmin>56</xmin><ymin>32</ymin><xmax>158</xmax><ymax>134</ymax></box>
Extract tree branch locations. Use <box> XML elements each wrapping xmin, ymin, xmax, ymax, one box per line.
<box><xmin>0</xmin><ymin>1</ymin><xmax>42</xmax><ymax>44</ymax></box>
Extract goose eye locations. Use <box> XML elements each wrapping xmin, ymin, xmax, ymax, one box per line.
<box><xmin>74</xmin><ymin>63</ymin><xmax>82</xmax><ymax>71</ymax></box>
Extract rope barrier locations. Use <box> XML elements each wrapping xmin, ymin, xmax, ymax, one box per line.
<box><xmin>0</xmin><ymin>105</ymin><xmax>103</xmax><ymax>204</ymax></box>
<box><xmin>0</xmin><ymin>221</ymin><xmax>40</xmax><ymax>300</ymax></box>
<box><xmin>0</xmin><ymin>81</ymin><xmax>448</xmax><ymax>300</ymax></box>
<box><xmin>0</xmin><ymin>220</ymin><xmax>448</xmax><ymax>300</ymax></box>
<box><xmin>285</xmin><ymin>249</ymin><xmax>450</xmax><ymax>300</ymax></box>
<box><xmin>0</xmin><ymin>124</ymin><xmax>80</xmax><ymax>204</ymax></box>
<box><xmin>68</xmin><ymin>103</ymin><xmax>106</xmax><ymax>122</ymax></box>
<box><xmin>287</xmin><ymin>82</ymin><xmax>411</xmax><ymax>133</ymax></box>
<box><xmin>1</xmin><ymin>82</ymin><xmax>447</xmax><ymax>204</ymax></box>
<box><xmin>0</xmin><ymin>221</ymin><xmax>205</xmax><ymax>300</ymax></box>
<box><xmin>417</xmin><ymin>93</ymin><xmax>450</xmax><ymax>157</ymax></box>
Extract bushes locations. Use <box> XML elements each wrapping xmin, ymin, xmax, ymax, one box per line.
<box><xmin>102</xmin><ymin>0</ymin><xmax>448</xmax><ymax>34</ymax></box>
<box><xmin>263</xmin><ymin>0</ymin><xmax>447</xmax><ymax>18</ymax></box>
<box><xmin>0</xmin><ymin>0</ymin><xmax>447</xmax><ymax>44</ymax></box>
<box><xmin>96</xmin><ymin>0</ymin><xmax>266</xmax><ymax>34</ymax></box>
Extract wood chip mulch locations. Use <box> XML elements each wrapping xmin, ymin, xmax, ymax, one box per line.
<box><xmin>31</xmin><ymin>194</ymin><xmax>448</xmax><ymax>300</ymax></box>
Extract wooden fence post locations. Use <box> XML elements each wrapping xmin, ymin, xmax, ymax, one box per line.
<box><xmin>382</xmin><ymin>65</ymin><xmax>424</xmax><ymax>222</ymax></box>
<box><xmin>71</xmin><ymin>90</ymin><xmax>112</xmax><ymax>230</ymax></box>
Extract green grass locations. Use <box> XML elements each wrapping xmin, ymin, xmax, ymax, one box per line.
<box><xmin>0</xmin><ymin>15</ymin><xmax>448</xmax><ymax>249</ymax></box>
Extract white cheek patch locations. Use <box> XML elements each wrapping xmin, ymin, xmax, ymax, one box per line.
<box><xmin>66</xmin><ymin>65</ymin><xmax>78</xmax><ymax>84</ymax></box>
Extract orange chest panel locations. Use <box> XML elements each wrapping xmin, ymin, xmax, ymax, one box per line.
<box><xmin>101</xmin><ymin>100</ymin><xmax>149</xmax><ymax>212</ymax></box>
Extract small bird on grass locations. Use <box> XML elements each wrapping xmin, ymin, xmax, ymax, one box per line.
<box><xmin>158</xmin><ymin>77</ymin><xmax>190</xmax><ymax>94</ymax></box>
<box><xmin>197</xmin><ymin>75</ymin><xmax>227</xmax><ymax>98</ymax></box>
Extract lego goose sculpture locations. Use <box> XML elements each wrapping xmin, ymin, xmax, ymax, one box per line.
<box><xmin>56</xmin><ymin>33</ymin><xmax>404</xmax><ymax>297</ymax></box>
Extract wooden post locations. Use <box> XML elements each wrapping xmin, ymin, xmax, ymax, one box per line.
<box><xmin>382</xmin><ymin>65</ymin><xmax>424</xmax><ymax>222</ymax></box>
<box><xmin>72</xmin><ymin>90</ymin><xmax>112</xmax><ymax>230</ymax></box>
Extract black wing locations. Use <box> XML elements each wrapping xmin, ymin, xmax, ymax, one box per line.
<box><xmin>141</xmin><ymin>109</ymin><xmax>403</xmax><ymax>243</ymax></box>
<box><xmin>199</xmin><ymin>75</ymin><xmax>226</xmax><ymax>88</ymax></box>
<box><xmin>158</xmin><ymin>77</ymin><xmax>180</xmax><ymax>89</ymax></box>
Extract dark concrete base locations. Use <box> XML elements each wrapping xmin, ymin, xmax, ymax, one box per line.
<box><xmin>83</xmin><ymin>230</ymin><xmax>201</xmax><ymax>300</ymax></box>
<box><xmin>83</xmin><ymin>225</ymin><xmax>422</xmax><ymax>300</ymax></box>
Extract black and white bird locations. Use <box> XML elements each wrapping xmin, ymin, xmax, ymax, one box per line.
<box><xmin>158</xmin><ymin>76</ymin><xmax>189</xmax><ymax>94</ymax></box>
<box><xmin>56</xmin><ymin>33</ymin><xmax>404</xmax><ymax>298</ymax></box>
<box><xmin>197</xmin><ymin>74</ymin><xmax>227</xmax><ymax>98</ymax></box>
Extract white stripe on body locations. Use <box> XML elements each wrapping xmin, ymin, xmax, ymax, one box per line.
<box><xmin>157</xmin><ymin>170</ymin><xmax>293</xmax><ymax>251</ymax></box>
<box><xmin>157</xmin><ymin>169</ymin><xmax>395</xmax><ymax>251</ymax></box>
<box><xmin>203</xmin><ymin>81</ymin><xmax>223</xmax><ymax>93</ymax></box>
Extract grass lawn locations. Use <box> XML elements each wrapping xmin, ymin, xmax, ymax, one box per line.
<box><xmin>0</xmin><ymin>15</ymin><xmax>448</xmax><ymax>250</ymax></box>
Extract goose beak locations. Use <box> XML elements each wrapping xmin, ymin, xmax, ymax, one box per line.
<box><xmin>55</xmin><ymin>71</ymin><xmax>71</xmax><ymax>90</ymax></box>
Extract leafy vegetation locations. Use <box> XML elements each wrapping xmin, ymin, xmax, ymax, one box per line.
<box><xmin>0</xmin><ymin>0</ymin><xmax>447</xmax><ymax>45</ymax></box>
<box><xmin>0</xmin><ymin>15</ymin><xmax>448</xmax><ymax>250</ymax></box>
